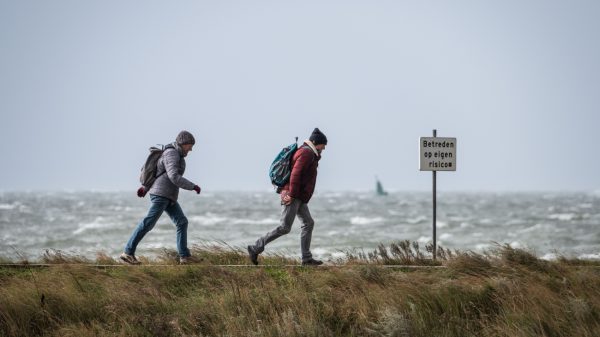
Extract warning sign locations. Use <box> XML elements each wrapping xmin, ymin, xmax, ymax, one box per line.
<box><xmin>419</xmin><ymin>137</ymin><xmax>457</xmax><ymax>171</ymax></box>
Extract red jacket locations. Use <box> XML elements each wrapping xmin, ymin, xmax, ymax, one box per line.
<box><xmin>282</xmin><ymin>143</ymin><xmax>320</xmax><ymax>203</ymax></box>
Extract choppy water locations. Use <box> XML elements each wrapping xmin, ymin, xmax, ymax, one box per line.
<box><xmin>1</xmin><ymin>191</ymin><xmax>599</xmax><ymax>261</ymax></box>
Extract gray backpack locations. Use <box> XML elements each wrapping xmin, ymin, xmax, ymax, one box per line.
<box><xmin>139</xmin><ymin>144</ymin><xmax>174</xmax><ymax>188</ymax></box>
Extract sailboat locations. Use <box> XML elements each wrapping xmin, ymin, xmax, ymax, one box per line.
<box><xmin>375</xmin><ymin>176</ymin><xmax>388</xmax><ymax>196</ymax></box>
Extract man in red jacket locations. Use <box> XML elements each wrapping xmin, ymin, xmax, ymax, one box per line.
<box><xmin>248</xmin><ymin>128</ymin><xmax>328</xmax><ymax>266</ymax></box>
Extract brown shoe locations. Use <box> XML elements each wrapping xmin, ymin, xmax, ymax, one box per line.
<box><xmin>120</xmin><ymin>253</ymin><xmax>141</xmax><ymax>265</ymax></box>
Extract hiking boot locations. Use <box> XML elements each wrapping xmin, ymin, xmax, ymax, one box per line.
<box><xmin>302</xmin><ymin>258</ymin><xmax>323</xmax><ymax>266</ymax></box>
<box><xmin>120</xmin><ymin>253</ymin><xmax>141</xmax><ymax>265</ymax></box>
<box><xmin>247</xmin><ymin>245</ymin><xmax>259</xmax><ymax>265</ymax></box>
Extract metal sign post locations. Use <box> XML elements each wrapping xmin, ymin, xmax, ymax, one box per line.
<box><xmin>419</xmin><ymin>130</ymin><xmax>456</xmax><ymax>261</ymax></box>
<box><xmin>432</xmin><ymin>129</ymin><xmax>437</xmax><ymax>259</ymax></box>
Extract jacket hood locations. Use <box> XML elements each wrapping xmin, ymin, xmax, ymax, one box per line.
<box><xmin>169</xmin><ymin>142</ymin><xmax>185</xmax><ymax>157</ymax></box>
<box><xmin>304</xmin><ymin>140</ymin><xmax>321</xmax><ymax>159</ymax></box>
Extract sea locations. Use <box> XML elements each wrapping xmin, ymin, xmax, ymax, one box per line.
<box><xmin>1</xmin><ymin>191</ymin><xmax>599</xmax><ymax>261</ymax></box>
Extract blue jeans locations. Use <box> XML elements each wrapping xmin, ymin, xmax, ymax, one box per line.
<box><xmin>124</xmin><ymin>194</ymin><xmax>191</xmax><ymax>257</ymax></box>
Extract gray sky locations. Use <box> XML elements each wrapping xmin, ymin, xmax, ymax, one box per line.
<box><xmin>1</xmin><ymin>1</ymin><xmax>599</xmax><ymax>192</ymax></box>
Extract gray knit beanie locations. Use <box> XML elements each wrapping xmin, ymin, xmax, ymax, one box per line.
<box><xmin>176</xmin><ymin>130</ymin><xmax>196</xmax><ymax>145</ymax></box>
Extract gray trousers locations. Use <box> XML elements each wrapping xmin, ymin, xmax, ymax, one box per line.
<box><xmin>252</xmin><ymin>199</ymin><xmax>315</xmax><ymax>261</ymax></box>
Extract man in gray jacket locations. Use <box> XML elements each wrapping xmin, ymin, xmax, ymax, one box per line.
<box><xmin>120</xmin><ymin>130</ymin><xmax>201</xmax><ymax>265</ymax></box>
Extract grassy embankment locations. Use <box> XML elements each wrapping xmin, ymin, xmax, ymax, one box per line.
<box><xmin>1</xmin><ymin>242</ymin><xmax>600</xmax><ymax>337</ymax></box>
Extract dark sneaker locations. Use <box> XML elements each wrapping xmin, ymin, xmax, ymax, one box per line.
<box><xmin>302</xmin><ymin>258</ymin><xmax>323</xmax><ymax>266</ymax></box>
<box><xmin>120</xmin><ymin>253</ymin><xmax>141</xmax><ymax>265</ymax></box>
<box><xmin>247</xmin><ymin>245</ymin><xmax>259</xmax><ymax>265</ymax></box>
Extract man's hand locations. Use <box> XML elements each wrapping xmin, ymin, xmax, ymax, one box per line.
<box><xmin>282</xmin><ymin>193</ymin><xmax>294</xmax><ymax>205</ymax></box>
<box><xmin>137</xmin><ymin>186</ymin><xmax>147</xmax><ymax>198</ymax></box>
<box><xmin>193</xmin><ymin>185</ymin><xmax>201</xmax><ymax>195</ymax></box>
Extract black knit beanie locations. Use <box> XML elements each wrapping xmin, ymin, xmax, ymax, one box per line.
<box><xmin>309</xmin><ymin>128</ymin><xmax>328</xmax><ymax>146</ymax></box>
<box><xmin>176</xmin><ymin>130</ymin><xmax>196</xmax><ymax>145</ymax></box>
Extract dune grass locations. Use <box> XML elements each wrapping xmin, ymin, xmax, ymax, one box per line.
<box><xmin>1</xmin><ymin>242</ymin><xmax>600</xmax><ymax>337</ymax></box>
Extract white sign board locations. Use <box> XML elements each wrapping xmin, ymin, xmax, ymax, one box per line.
<box><xmin>419</xmin><ymin>137</ymin><xmax>457</xmax><ymax>171</ymax></box>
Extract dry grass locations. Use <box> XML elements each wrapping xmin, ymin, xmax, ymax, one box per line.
<box><xmin>1</xmin><ymin>242</ymin><xmax>600</xmax><ymax>337</ymax></box>
<box><xmin>340</xmin><ymin>240</ymin><xmax>449</xmax><ymax>266</ymax></box>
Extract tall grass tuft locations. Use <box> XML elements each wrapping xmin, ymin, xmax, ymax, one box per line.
<box><xmin>41</xmin><ymin>249</ymin><xmax>91</xmax><ymax>264</ymax></box>
<box><xmin>342</xmin><ymin>240</ymin><xmax>448</xmax><ymax>266</ymax></box>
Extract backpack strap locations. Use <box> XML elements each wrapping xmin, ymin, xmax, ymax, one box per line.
<box><xmin>154</xmin><ymin>144</ymin><xmax>180</xmax><ymax>179</ymax></box>
<box><xmin>298</xmin><ymin>144</ymin><xmax>317</xmax><ymax>164</ymax></box>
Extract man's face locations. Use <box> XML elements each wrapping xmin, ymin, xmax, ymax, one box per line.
<box><xmin>181</xmin><ymin>144</ymin><xmax>194</xmax><ymax>157</ymax></box>
<box><xmin>315</xmin><ymin>144</ymin><xmax>326</xmax><ymax>154</ymax></box>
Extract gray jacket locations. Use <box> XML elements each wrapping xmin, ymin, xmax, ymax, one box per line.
<box><xmin>148</xmin><ymin>143</ymin><xmax>196</xmax><ymax>201</ymax></box>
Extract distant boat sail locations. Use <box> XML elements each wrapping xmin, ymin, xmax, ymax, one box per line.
<box><xmin>375</xmin><ymin>176</ymin><xmax>388</xmax><ymax>196</ymax></box>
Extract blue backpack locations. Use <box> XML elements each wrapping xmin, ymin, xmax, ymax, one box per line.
<box><xmin>269</xmin><ymin>137</ymin><xmax>298</xmax><ymax>193</ymax></box>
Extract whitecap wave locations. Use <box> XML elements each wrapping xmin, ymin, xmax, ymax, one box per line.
<box><xmin>189</xmin><ymin>215</ymin><xmax>228</xmax><ymax>226</ymax></box>
<box><xmin>406</xmin><ymin>216</ymin><xmax>427</xmax><ymax>224</ymax></box>
<box><xmin>0</xmin><ymin>203</ymin><xmax>16</xmax><ymax>210</ymax></box>
<box><xmin>417</xmin><ymin>236</ymin><xmax>430</xmax><ymax>244</ymax></box>
<box><xmin>73</xmin><ymin>219</ymin><xmax>110</xmax><ymax>235</ymax></box>
<box><xmin>505</xmin><ymin>219</ymin><xmax>524</xmax><ymax>226</ymax></box>
<box><xmin>548</xmin><ymin>213</ymin><xmax>578</xmax><ymax>221</ymax></box>
<box><xmin>350</xmin><ymin>216</ymin><xmax>384</xmax><ymax>225</ymax></box>
<box><xmin>509</xmin><ymin>241</ymin><xmax>523</xmax><ymax>248</ymax></box>
<box><xmin>312</xmin><ymin>247</ymin><xmax>329</xmax><ymax>256</ymax></box>
<box><xmin>439</xmin><ymin>233</ymin><xmax>453</xmax><ymax>240</ymax></box>
<box><xmin>578</xmin><ymin>253</ymin><xmax>600</xmax><ymax>260</ymax></box>
<box><xmin>541</xmin><ymin>253</ymin><xmax>558</xmax><ymax>260</ymax></box>
<box><xmin>475</xmin><ymin>243</ymin><xmax>491</xmax><ymax>250</ymax></box>
<box><xmin>518</xmin><ymin>223</ymin><xmax>546</xmax><ymax>233</ymax></box>
<box><xmin>231</xmin><ymin>218</ymin><xmax>279</xmax><ymax>225</ymax></box>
